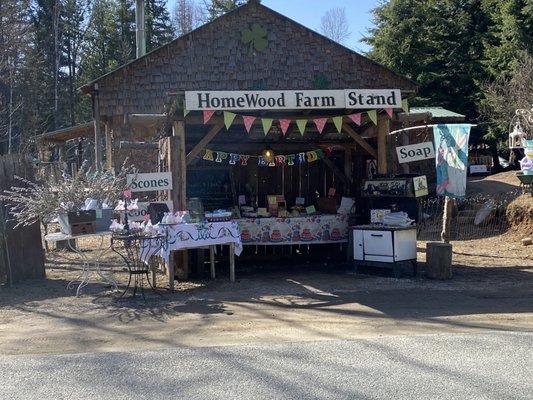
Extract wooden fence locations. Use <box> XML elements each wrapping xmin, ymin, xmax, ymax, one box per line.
<box><xmin>0</xmin><ymin>154</ymin><xmax>45</xmax><ymax>285</ymax></box>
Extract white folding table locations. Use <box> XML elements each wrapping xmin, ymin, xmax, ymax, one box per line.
<box><xmin>44</xmin><ymin>231</ymin><xmax>118</xmax><ymax>296</ymax></box>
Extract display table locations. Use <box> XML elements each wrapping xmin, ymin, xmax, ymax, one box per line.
<box><xmin>237</xmin><ymin>214</ymin><xmax>349</xmax><ymax>245</ymax></box>
<box><xmin>147</xmin><ymin>221</ymin><xmax>243</xmax><ymax>289</ymax></box>
<box><xmin>350</xmin><ymin>225</ymin><xmax>417</xmax><ymax>277</ymax></box>
<box><xmin>44</xmin><ymin>231</ymin><xmax>118</xmax><ymax>296</ymax></box>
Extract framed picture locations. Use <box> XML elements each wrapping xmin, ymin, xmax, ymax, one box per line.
<box><xmin>363</xmin><ymin>179</ymin><xmax>407</xmax><ymax>197</ymax></box>
<box><xmin>413</xmin><ymin>175</ymin><xmax>429</xmax><ymax>197</ymax></box>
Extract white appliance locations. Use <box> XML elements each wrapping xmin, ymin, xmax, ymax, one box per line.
<box><xmin>352</xmin><ymin>225</ymin><xmax>417</xmax><ymax>276</ymax></box>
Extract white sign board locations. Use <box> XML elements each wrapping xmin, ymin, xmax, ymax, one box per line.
<box><xmin>127</xmin><ymin>201</ymin><xmax>173</xmax><ymax>222</ymax></box>
<box><xmin>470</xmin><ymin>165</ymin><xmax>488</xmax><ymax>174</ymax></box>
<box><xmin>396</xmin><ymin>142</ymin><xmax>435</xmax><ymax>164</ymax></box>
<box><xmin>185</xmin><ymin>89</ymin><xmax>402</xmax><ymax>111</ymax></box>
<box><xmin>127</xmin><ymin>172</ymin><xmax>172</xmax><ymax>192</ymax></box>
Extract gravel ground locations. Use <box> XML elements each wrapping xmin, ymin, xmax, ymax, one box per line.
<box><xmin>0</xmin><ymin>235</ymin><xmax>531</xmax><ymax>356</ymax></box>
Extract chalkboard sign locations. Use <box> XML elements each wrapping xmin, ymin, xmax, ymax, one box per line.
<box><xmin>187</xmin><ymin>167</ymin><xmax>233</xmax><ymax>211</ymax></box>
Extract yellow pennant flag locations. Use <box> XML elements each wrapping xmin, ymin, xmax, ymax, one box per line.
<box><xmin>296</xmin><ymin>119</ymin><xmax>307</xmax><ymax>136</ymax></box>
<box><xmin>224</xmin><ymin>111</ymin><xmax>236</xmax><ymax>130</ymax></box>
<box><xmin>262</xmin><ymin>118</ymin><xmax>273</xmax><ymax>135</ymax></box>
<box><xmin>401</xmin><ymin>99</ymin><xmax>409</xmax><ymax>113</ymax></box>
<box><xmin>332</xmin><ymin>116</ymin><xmax>343</xmax><ymax>133</ymax></box>
<box><xmin>367</xmin><ymin>110</ymin><xmax>377</xmax><ymax>125</ymax></box>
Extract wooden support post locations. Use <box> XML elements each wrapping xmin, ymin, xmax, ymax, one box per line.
<box><xmin>377</xmin><ymin>115</ymin><xmax>389</xmax><ymax>175</ymax></box>
<box><xmin>105</xmin><ymin>124</ymin><xmax>113</xmax><ymax>171</ymax></box>
<box><xmin>400</xmin><ymin>132</ymin><xmax>410</xmax><ymax>173</ymax></box>
<box><xmin>344</xmin><ymin>148</ymin><xmax>353</xmax><ymax>195</ymax></box>
<box><xmin>210</xmin><ymin>245</ymin><xmax>215</xmax><ymax>279</ymax></box>
<box><xmin>93</xmin><ymin>84</ymin><xmax>102</xmax><ymax>171</ymax></box>
<box><xmin>167</xmin><ymin>121</ymin><xmax>188</xmax><ymax>289</ymax></box>
<box><xmin>58</xmin><ymin>142</ymin><xmax>67</xmax><ymax>169</ymax></box>
<box><xmin>229</xmin><ymin>243</ymin><xmax>235</xmax><ymax>282</ymax></box>
<box><xmin>441</xmin><ymin>196</ymin><xmax>453</xmax><ymax>243</ymax></box>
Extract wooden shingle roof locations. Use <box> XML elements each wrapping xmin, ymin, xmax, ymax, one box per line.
<box><xmin>82</xmin><ymin>1</ymin><xmax>418</xmax><ymax>119</ymax></box>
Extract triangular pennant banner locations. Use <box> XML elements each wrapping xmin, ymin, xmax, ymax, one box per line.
<box><xmin>224</xmin><ymin>111</ymin><xmax>236</xmax><ymax>130</ymax></box>
<box><xmin>385</xmin><ymin>108</ymin><xmax>393</xmax><ymax>118</ymax></box>
<box><xmin>296</xmin><ymin>119</ymin><xmax>307</xmax><ymax>136</ymax></box>
<box><xmin>314</xmin><ymin>118</ymin><xmax>328</xmax><ymax>134</ymax></box>
<box><xmin>332</xmin><ymin>116</ymin><xmax>343</xmax><ymax>133</ymax></box>
<box><xmin>242</xmin><ymin>115</ymin><xmax>256</xmax><ymax>133</ymax></box>
<box><xmin>203</xmin><ymin>110</ymin><xmax>215</xmax><ymax>124</ymax></box>
<box><xmin>183</xmin><ymin>109</ymin><xmax>190</xmax><ymax>117</ymax></box>
<box><xmin>279</xmin><ymin>119</ymin><xmax>291</xmax><ymax>136</ymax></box>
<box><xmin>262</xmin><ymin>118</ymin><xmax>273</xmax><ymax>135</ymax></box>
<box><xmin>402</xmin><ymin>99</ymin><xmax>409</xmax><ymax>113</ymax></box>
<box><xmin>347</xmin><ymin>113</ymin><xmax>361</xmax><ymax>126</ymax></box>
<box><xmin>367</xmin><ymin>109</ymin><xmax>377</xmax><ymax>125</ymax></box>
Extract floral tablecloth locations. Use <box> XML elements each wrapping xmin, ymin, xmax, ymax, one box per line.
<box><xmin>236</xmin><ymin>214</ymin><xmax>348</xmax><ymax>245</ymax></box>
<box><xmin>144</xmin><ymin>221</ymin><xmax>243</xmax><ymax>264</ymax></box>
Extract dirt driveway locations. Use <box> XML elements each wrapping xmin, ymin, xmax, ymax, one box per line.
<box><xmin>1</xmin><ymin>236</ymin><xmax>532</xmax><ymax>356</ymax></box>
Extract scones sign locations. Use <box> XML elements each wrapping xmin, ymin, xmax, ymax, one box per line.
<box><xmin>127</xmin><ymin>172</ymin><xmax>172</xmax><ymax>192</ymax></box>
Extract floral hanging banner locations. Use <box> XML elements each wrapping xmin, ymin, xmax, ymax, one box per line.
<box><xmin>201</xmin><ymin>148</ymin><xmax>328</xmax><ymax>167</ymax></box>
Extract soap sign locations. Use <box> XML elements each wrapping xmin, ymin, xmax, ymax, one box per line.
<box><xmin>127</xmin><ymin>172</ymin><xmax>172</xmax><ymax>192</ymax></box>
<box><xmin>396</xmin><ymin>142</ymin><xmax>435</xmax><ymax>164</ymax></box>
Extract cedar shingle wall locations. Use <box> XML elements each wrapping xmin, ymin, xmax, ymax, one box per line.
<box><xmin>96</xmin><ymin>3</ymin><xmax>416</xmax><ymax>119</ymax></box>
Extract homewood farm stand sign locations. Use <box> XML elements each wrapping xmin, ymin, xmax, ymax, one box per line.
<box><xmin>185</xmin><ymin>89</ymin><xmax>402</xmax><ymax>110</ymax></box>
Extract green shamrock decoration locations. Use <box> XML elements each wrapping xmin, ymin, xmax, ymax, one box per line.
<box><xmin>313</xmin><ymin>74</ymin><xmax>331</xmax><ymax>90</ymax></box>
<box><xmin>241</xmin><ymin>23</ymin><xmax>268</xmax><ymax>54</ymax></box>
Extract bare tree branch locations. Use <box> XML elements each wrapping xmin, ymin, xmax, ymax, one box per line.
<box><xmin>319</xmin><ymin>7</ymin><xmax>351</xmax><ymax>45</ymax></box>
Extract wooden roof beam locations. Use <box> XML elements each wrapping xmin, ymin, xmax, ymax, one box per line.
<box><xmin>343</xmin><ymin>123</ymin><xmax>378</xmax><ymax>158</ymax></box>
<box><xmin>186</xmin><ymin>122</ymin><xmax>224</xmax><ymax>165</ymax></box>
<box><xmin>323</xmin><ymin>157</ymin><xmax>352</xmax><ymax>186</ymax></box>
<box><xmin>126</xmin><ymin>113</ymin><xmax>168</xmax><ymax>127</ymax></box>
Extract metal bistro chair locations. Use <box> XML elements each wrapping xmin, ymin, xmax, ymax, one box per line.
<box><xmin>111</xmin><ymin>233</ymin><xmax>167</xmax><ymax>300</ymax></box>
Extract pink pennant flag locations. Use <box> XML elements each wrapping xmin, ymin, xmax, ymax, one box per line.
<box><xmin>347</xmin><ymin>113</ymin><xmax>361</xmax><ymax>125</ymax></box>
<box><xmin>314</xmin><ymin>118</ymin><xmax>328</xmax><ymax>134</ymax></box>
<box><xmin>279</xmin><ymin>119</ymin><xmax>291</xmax><ymax>136</ymax></box>
<box><xmin>203</xmin><ymin>110</ymin><xmax>215</xmax><ymax>124</ymax></box>
<box><xmin>385</xmin><ymin>108</ymin><xmax>393</xmax><ymax>118</ymax></box>
<box><xmin>242</xmin><ymin>115</ymin><xmax>256</xmax><ymax>133</ymax></box>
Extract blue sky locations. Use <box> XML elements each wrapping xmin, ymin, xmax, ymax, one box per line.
<box><xmin>167</xmin><ymin>0</ymin><xmax>378</xmax><ymax>53</ymax></box>
<box><xmin>261</xmin><ymin>0</ymin><xmax>377</xmax><ymax>53</ymax></box>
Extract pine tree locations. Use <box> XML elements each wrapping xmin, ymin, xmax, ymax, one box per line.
<box><xmin>145</xmin><ymin>0</ymin><xmax>175</xmax><ymax>52</ymax></box>
<box><xmin>31</xmin><ymin>0</ymin><xmax>65</xmax><ymax>131</ymax></box>
<box><xmin>0</xmin><ymin>0</ymin><xmax>33</xmax><ymax>153</ymax></box>
<box><xmin>115</xmin><ymin>0</ymin><xmax>136</xmax><ymax>64</ymax></box>
<box><xmin>62</xmin><ymin>0</ymin><xmax>90</xmax><ymax>126</ymax></box>
<box><xmin>204</xmin><ymin>0</ymin><xmax>246</xmax><ymax>21</ymax></box>
<box><xmin>79</xmin><ymin>0</ymin><xmax>121</xmax><ymax>81</ymax></box>
<box><xmin>482</xmin><ymin>0</ymin><xmax>533</xmax><ymax>78</ymax></box>
<box><xmin>365</xmin><ymin>0</ymin><xmax>490</xmax><ymax>121</ymax></box>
